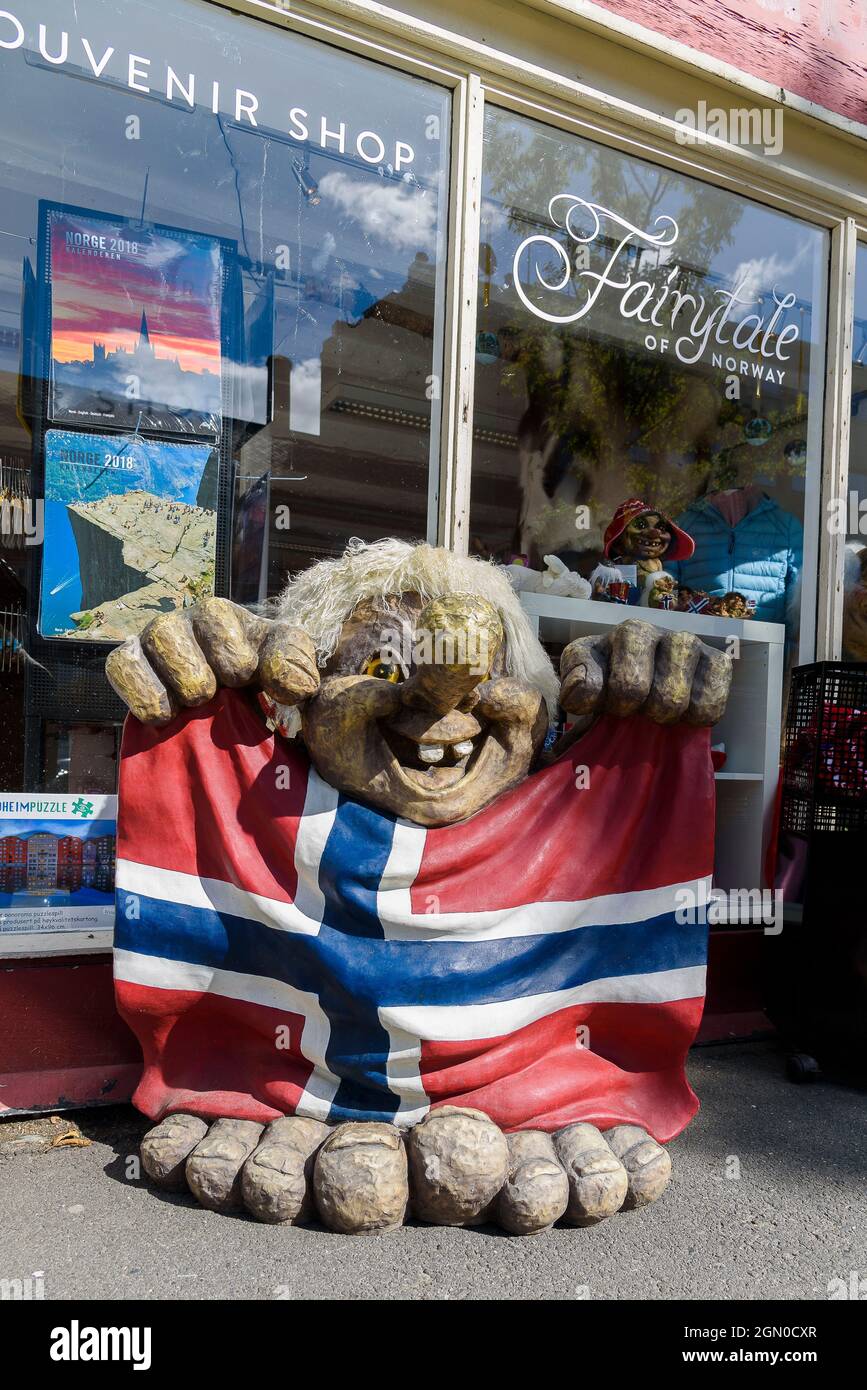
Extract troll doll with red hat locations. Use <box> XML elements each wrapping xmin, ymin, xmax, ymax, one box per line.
<box><xmin>591</xmin><ymin>498</ymin><xmax>695</xmax><ymax>606</ymax></box>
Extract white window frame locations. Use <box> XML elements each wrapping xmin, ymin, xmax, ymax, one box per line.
<box><xmin>462</xmin><ymin>81</ymin><xmax>840</xmax><ymax>666</ymax></box>
<box><xmin>210</xmin><ymin>0</ymin><xmax>864</xmax><ymax>663</ymax></box>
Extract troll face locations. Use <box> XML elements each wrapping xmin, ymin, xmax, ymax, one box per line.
<box><xmin>603</xmin><ymin>499</ymin><xmax>695</xmax><ymax>574</ymax></box>
<box><xmin>617</xmin><ymin>511</ymin><xmax>672</xmax><ymax>562</ymax></box>
<box><xmin>297</xmin><ymin>590</ymin><xmax>547</xmax><ymax>826</ymax></box>
<box><xmin>106</xmin><ymin>543</ymin><xmax>557</xmax><ymax>828</ymax></box>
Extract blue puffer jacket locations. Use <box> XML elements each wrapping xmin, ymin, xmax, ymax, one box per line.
<box><xmin>669</xmin><ymin>495</ymin><xmax>802</xmax><ymax>625</ymax></box>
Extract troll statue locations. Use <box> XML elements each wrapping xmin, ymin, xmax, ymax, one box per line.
<box><xmin>106</xmin><ymin>539</ymin><xmax>731</xmax><ymax>1236</ymax></box>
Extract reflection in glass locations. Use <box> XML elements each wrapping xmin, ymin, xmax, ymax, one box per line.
<box><xmin>0</xmin><ymin>0</ymin><xmax>450</xmax><ymax>789</ymax></box>
<box><xmin>470</xmin><ymin>107</ymin><xmax>828</xmax><ymax>654</ymax></box>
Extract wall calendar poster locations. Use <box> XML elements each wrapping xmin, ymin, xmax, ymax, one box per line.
<box><xmin>39</xmin><ymin>429</ymin><xmax>217</xmax><ymax>641</ymax></box>
<box><xmin>46</xmin><ymin>207</ymin><xmax>223</xmax><ymax>435</ymax></box>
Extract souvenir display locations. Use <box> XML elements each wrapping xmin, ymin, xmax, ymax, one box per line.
<box><xmin>105</xmin><ymin>537</ymin><xmax>732</xmax><ymax>1235</ymax></box>
<box><xmin>505</xmin><ymin>553</ymin><xmax>591</xmax><ymax>599</ymax></box>
<box><xmin>30</xmin><ymin>205</ymin><xmax>235</xmax><ymax>665</ymax></box>
<box><xmin>0</xmin><ymin>793</ymin><xmax>116</xmax><ymax>934</ymax></box>
<box><xmin>710</xmin><ymin>591</ymin><xmax>756</xmax><ymax>619</ymax></box>
<box><xmin>590</xmin><ymin>561</ymin><xmax>639</xmax><ymax>604</ymax></box>
<box><xmin>643</xmin><ymin>573</ymin><xmax>755</xmax><ymax>619</ymax></box>
<box><xmin>642</xmin><ymin>572</ymin><xmax>679</xmax><ymax>609</ymax></box>
<box><xmin>45</xmin><ymin>207</ymin><xmax>224</xmax><ymax>435</ymax></box>
<box><xmin>39</xmin><ymin>430</ymin><xmax>217</xmax><ymax>641</ymax></box>
<box><xmin>592</xmin><ymin>498</ymin><xmax>695</xmax><ymax>606</ymax></box>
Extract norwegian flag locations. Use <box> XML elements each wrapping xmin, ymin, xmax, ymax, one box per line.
<box><xmin>114</xmin><ymin>689</ymin><xmax>715</xmax><ymax>1142</ymax></box>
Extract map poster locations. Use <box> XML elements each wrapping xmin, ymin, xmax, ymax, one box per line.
<box><xmin>46</xmin><ymin>207</ymin><xmax>223</xmax><ymax>435</ymax></box>
<box><xmin>0</xmin><ymin>793</ymin><xmax>117</xmax><ymax>935</ymax></box>
<box><xmin>39</xmin><ymin>429</ymin><xmax>217</xmax><ymax>641</ymax></box>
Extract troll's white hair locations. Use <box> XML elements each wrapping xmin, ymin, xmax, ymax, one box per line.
<box><xmin>275</xmin><ymin>537</ymin><xmax>560</xmax><ymax>720</ymax></box>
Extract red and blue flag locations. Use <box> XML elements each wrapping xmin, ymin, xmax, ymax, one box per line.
<box><xmin>114</xmin><ymin>689</ymin><xmax>715</xmax><ymax>1141</ymax></box>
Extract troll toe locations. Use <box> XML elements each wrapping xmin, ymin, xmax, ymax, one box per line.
<box><xmin>604</xmin><ymin>1125</ymin><xmax>672</xmax><ymax>1210</ymax></box>
<box><xmin>407</xmin><ymin>1106</ymin><xmax>509</xmax><ymax>1226</ymax></box>
<box><xmin>497</xmin><ymin>1131</ymin><xmax>569</xmax><ymax>1235</ymax></box>
<box><xmin>140</xmin><ymin>1113</ymin><xmax>209</xmax><ymax>1191</ymax></box>
<box><xmin>313</xmin><ymin>1122</ymin><xmax>409</xmax><ymax>1233</ymax></box>
<box><xmin>555</xmin><ymin>1122</ymin><xmax>628</xmax><ymax>1226</ymax></box>
<box><xmin>185</xmin><ymin>1118</ymin><xmax>264</xmax><ymax>1213</ymax></box>
<box><xmin>241</xmin><ymin>1116</ymin><xmax>330</xmax><ymax>1224</ymax></box>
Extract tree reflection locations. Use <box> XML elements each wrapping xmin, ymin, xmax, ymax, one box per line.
<box><xmin>476</xmin><ymin>111</ymin><xmax>811</xmax><ymax>567</ymax></box>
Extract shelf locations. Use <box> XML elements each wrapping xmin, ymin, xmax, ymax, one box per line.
<box><xmin>714</xmin><ymin>772</ymin><xmax>764</xmax><ymax>781</ymax></box>
<box><xmin>519</xmin><ymin>590</ymin><xmax>786</xmax><ymax>645</ymax></box>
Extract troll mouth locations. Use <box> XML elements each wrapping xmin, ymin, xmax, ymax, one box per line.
<box><xmin>378</xmin><ymin>719</ymin><xmax>493</xmax><ymax>793</ymax></box>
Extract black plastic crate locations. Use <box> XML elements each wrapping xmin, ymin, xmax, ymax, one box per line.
<box><xmin>780</xmin><ymin>661</ymin><xmax>867</xmax><ymax>834</ymax></box>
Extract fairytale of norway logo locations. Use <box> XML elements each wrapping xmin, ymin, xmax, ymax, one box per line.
<box><xmin>512</xmin><ymin>196</ymin><xmax>800</xmax><ymax>385</ymax></box>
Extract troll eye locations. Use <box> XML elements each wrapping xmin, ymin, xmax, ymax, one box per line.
<box><xmin>362</xmin><ymin>655</ymin><xmax>403</xmax><ymax>682</ymax></box>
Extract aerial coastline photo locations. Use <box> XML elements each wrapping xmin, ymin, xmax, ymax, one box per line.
<box><xmin>39</xmin><ymin>430</ymin><xmax>218</xmax><ymax>641</ymax></box>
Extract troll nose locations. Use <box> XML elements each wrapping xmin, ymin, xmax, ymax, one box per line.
<box><xmin>401</xmin><ymin>595</ymin><xmax>503</xmax><ymax>716</ymax></box>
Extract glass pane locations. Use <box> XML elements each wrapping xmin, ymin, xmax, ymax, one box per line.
<box><xmin>843</xmin><ymin>242</ymin><xmax>867</xmax><ymax>662</ymax></box>
<box><xmin>41</xmin><ymin>722</ymin><xmax>121</xmax><ymax>795</ymax></box>
<box><xmin>470</xmin><ymin>106</ymin><xmax>828</xmax><ymax>664</ymax></box>
<box><xmin>0</xmin><ymin>0</ymin><xmax>450</xmax><ymax>792</ymax></box>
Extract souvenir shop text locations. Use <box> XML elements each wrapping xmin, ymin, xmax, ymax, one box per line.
<box><xmin>0</xmin><ymin>12</ymin><xmax>417</xmax><ymax>170</ymax></box>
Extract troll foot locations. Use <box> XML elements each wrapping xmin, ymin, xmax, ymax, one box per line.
<box><xmin>140</xmin><ymin>1106</ymin><xmax>671</xmax><ymax>1236</ymax></box>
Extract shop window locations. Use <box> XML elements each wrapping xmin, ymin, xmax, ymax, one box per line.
<box><xmin>469</xmin><ymin>106</ymin><xmax>828</xmax><ymax>660</ymax></box>
<box><xmin>0</xmin><ymin>0</ymin><xmax>451</xmax><ymax>792</ymax></box>
<box><xmin>40</xmin><ymin>722</ymin><xmax>122</xmax><ymax>795</ymax></box>
<box><xmin>842</xmin><ymin>242</ymin><xmax>867</xmax><ymax>663</ymax></box>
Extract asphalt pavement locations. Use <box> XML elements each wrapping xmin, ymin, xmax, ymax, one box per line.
<box><xmin>1</xmin><ymin>1040</ymin><xmax>865</xmax><ymax>1301</ymax></box>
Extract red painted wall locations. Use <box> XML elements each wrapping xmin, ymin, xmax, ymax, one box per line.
<box><xmin>0</xmin><ymin>956</ymin><xmax>141</xmax><ymax>1114</ymax></box>
<box><xmin>593</xmin><ymin>0</ymin><xmax>867</xmax><ymax>127</ymax></box>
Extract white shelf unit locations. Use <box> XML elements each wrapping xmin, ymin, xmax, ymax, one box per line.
<box><xmin>520</xmin><ymin>592</ymin><xmax>785</xmax><ymax>900</ymax></box>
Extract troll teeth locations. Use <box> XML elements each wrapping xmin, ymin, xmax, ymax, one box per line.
<box><xmin>418</xmin><ymin>744</ymin><xmax>445</xmax><ymax>764</ymax></box>
<box><xmin>452</xmin><ymin>740</ymin><xmax>474</xmax><ymax>758</ymax></box>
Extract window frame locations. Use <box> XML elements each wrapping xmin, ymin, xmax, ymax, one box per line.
<box><xmin>207</xmin><ymin>0</ymin><xmax>861</xmax><ymax>663</ymax></box>
<box><xmin>194</xmin><ymin>0</ymin><xmax>473</xmax><ymax>551</ymax></box>
<box><xmin>463</xmin><ymin>83</ymin><xmax>838</xmax><ymax>665</ymax></box>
